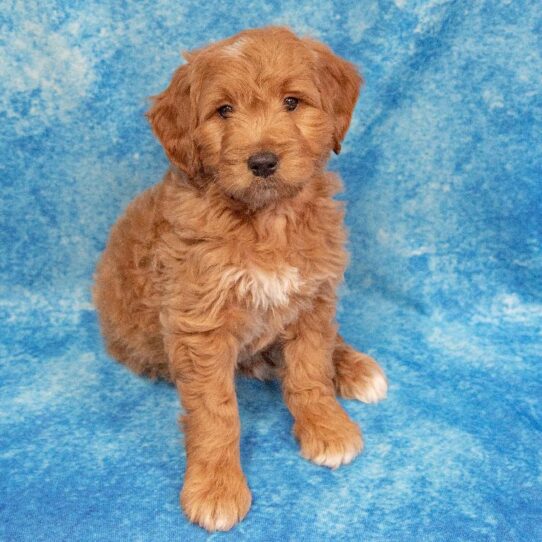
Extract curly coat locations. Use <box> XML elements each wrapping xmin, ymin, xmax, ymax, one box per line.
<box><xmin>93</xmin><ymin>26</ymin><xmax>387</xmax><ymax>532</ymax></box>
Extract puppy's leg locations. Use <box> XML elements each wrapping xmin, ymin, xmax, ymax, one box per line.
<box><xmin>282</xmin><ymin>291</ymin><xmax>363</xmax><ymax>469</ymax></box>
<box><xmin>333</xmin><ymin>335</ymin><xmax>388</xmax><ymax>403</ymax></box>
<box><xmin>166</xmin><ymin>331</ymin><xmax>251</xmax><ymax>532</ymax></box>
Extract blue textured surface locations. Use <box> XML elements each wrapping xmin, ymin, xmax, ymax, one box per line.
<box><xmin>1</xmin><ymin>1</ymin><xmax>541</xmax><ymax>540</ymax></box>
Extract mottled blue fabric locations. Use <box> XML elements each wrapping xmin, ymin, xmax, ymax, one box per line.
<box><xmin>1</xmin><ymin>1</ymin><xmax>541</xmax><ymax>540</ymax></box>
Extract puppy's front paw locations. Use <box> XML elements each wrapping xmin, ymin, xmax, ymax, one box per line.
<box><xmin>294</xmin><ymin>405</ymin><xmax>363</xmax><ymax>469</ymax></box>
<box><xmin>180</xmin><ymin>467</ymin><xmax>252</xmax><ymax>531</ymax></box>
<box><xmin>334</xmin><ymin>346</ymin><xmax>388</xmax><ymax>404</ymax></box>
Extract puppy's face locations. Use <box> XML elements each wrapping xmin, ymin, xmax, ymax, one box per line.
<box><xmin>149</xmin><ymin>27</ymin><xmax>361</xmax><ymax>210</ymax></box>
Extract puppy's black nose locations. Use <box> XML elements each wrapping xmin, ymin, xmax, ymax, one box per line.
<box><xmin>247</xmin><ymin>152</ymin><xmax>278</xmax><ymax>178</ymax></box>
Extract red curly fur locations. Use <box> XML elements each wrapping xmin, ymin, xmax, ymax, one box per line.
<box><xmin>93</xmin><ymin>26</ymin><xmax>387</xmax><ymax>532</ymax></box>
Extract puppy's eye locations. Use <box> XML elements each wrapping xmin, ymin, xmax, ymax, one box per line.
<box><xmin>284</xmin><ymin>97</ymin><xmax>299</xmax><ymax>111</ymax></box>
<box><xmin>217</xmin><ymin>104</ymin><xmax>233</xmax><ymax>118</ymax></box>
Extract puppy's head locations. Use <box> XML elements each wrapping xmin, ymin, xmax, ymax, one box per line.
<box><xmin>148</xmin><ymin>27</ymin><xmax>362</xmax><ymax>210</ymax></box>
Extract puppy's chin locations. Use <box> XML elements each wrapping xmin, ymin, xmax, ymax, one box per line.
<box><xmin>221</xmin><ymin>174</ymin><xmax>305</xmax><ymax>211</ymax></box>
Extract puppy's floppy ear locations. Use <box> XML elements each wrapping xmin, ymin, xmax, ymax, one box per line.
<box><xmin>304</xmin><ymin>38</ymin><xmax>363</xmax><ymax>154</ymax></box>
<box><xmin>147</xmin><ymin>60</ymin><xmax>198</xmax><ymax>176</ymax></box>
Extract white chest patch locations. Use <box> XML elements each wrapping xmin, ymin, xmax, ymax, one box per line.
<box><xmin>221</xmin><ymin>265</ymin><xmax>302</xmax><ymax>310</ymax></box>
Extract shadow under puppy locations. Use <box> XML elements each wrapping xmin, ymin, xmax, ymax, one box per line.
<box><xmin>93</xmin><ymin>26</ymin><xmax>387</xmax><ymax>532</ymax></box>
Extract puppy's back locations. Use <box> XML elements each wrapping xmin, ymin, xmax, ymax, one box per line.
<box><xmin>93</xmin><ymin>181</ymin><xmax>170</xmax><ymax>379</ymax></box>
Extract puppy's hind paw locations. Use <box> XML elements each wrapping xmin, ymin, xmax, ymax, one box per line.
<box><xmin>333</xmin><ymin>344</ymin><xmax>388</xmax><ymax>404</ymax></box>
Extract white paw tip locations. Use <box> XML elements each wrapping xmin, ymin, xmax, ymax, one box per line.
<box><xmin>354</xmin><ymin>371</ymin><xmax>388</xmax><ymax>404</ymax></box>
<box><xmin>198</xmin><ymin>513</ymin><xmax>233</xmax><ymax>532</ymax></box>
<box><xmin>213</xmin><ymin>516</ymin><xmax>232</xmax><ymax>531</ymax></box>
<box><xmin>309</xmin><ymin>445</ymin><xmax>362</xmax><ymax>469</ymax></box>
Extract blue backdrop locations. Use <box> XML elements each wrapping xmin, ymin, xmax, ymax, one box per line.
<box><xmin>1</xmin><ymin>1</ymin><xmax>541</xmax><ymax>540</ymax></box>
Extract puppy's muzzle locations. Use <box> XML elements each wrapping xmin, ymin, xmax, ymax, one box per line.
<box><xmin>247</xmin><ymin>152</ymin><xmax>278</xmax><ymax>178</ymax></box>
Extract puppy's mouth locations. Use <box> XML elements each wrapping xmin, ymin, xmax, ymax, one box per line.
<box><xmin>251</xmin><ymin>175</ymin><xmax>280</xmax><ymax>190</ymax></box>
<box><xmin>225</xmin><ymin>174</ymin><xmax>302</xmax><ymax>210</ymax></box>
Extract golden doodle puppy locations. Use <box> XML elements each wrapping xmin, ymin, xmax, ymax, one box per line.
<box><xmin>94</xmin><ymin>26</ymin><xmax>388</xmax><ymax>531</ymax></box>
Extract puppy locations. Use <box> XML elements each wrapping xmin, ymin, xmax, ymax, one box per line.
<box><xmin>93</xmin><ymin>26</ymin><xmax>387</xmax><ymax>532</ymax></box>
